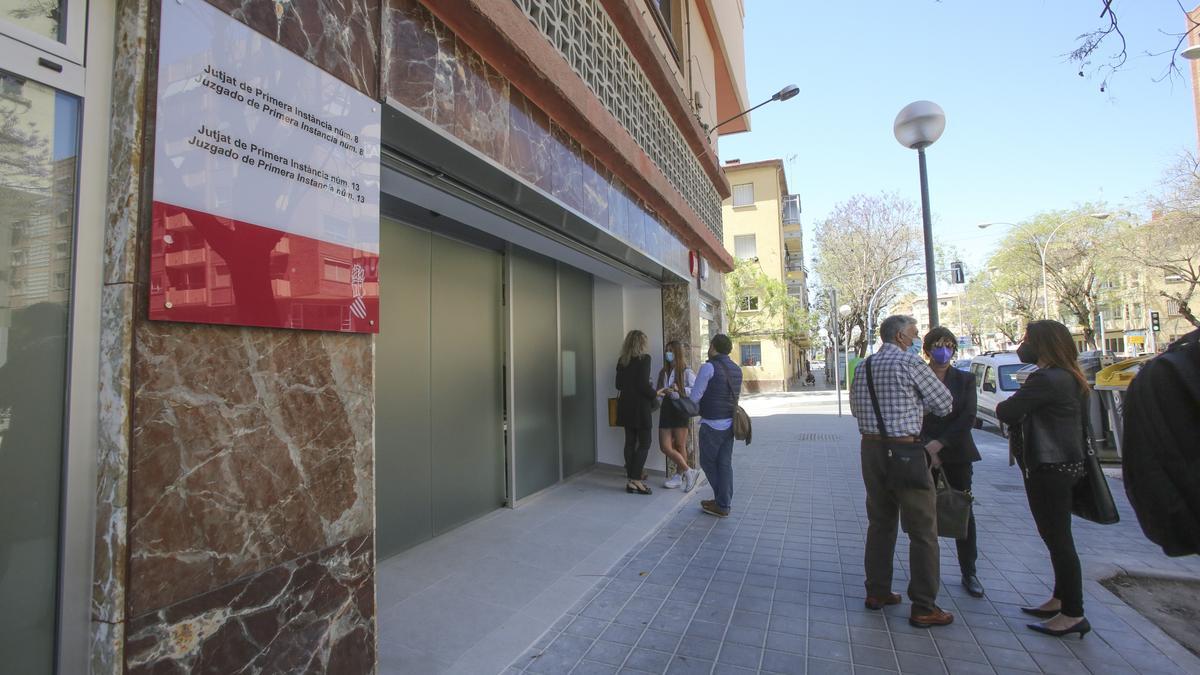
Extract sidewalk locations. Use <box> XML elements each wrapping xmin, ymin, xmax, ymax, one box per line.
<box><xmin>505</xmin><ymin>392</ymin><xmax>1200</xmax><ymax>674</ymax></box>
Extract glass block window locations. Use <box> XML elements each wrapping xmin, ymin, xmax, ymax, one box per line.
<box><xmin>734</xmin><ymin>235</ymin><xmax>756</xmax><ymax>260</ymax></box>
<box><xmin>512</xmin><ymin>0</ymin><xmax>723</xmax><ymax>240</ymax></box>
<box><xmin>732</xmin><ymin>183</ymin><xmax>754</xmax><ymax>207</ymax></box>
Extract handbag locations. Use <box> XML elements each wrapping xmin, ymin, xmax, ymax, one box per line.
<box><xmin>934</xmin><ymin>471</ymin><xmax>972</xmax><ymax>539</ymax></box>
<box><xmin>607</xmin><ymin>397</ymin><xmax>619</xmax><ymax>427</ymax></box>
<box><xmin>1071</xmin><ymin>403</ymin><xmax>1119</xmax><ymax>525</ymax></box>
<box><xmin>666</xmin><ymin>396</ymin><xmax>700</xmax><ymax>418</ymax></box>
<box><xmin>865</xmin><ymin>358</ymin><xmax>932</xmax><ymax>491</ymax></box>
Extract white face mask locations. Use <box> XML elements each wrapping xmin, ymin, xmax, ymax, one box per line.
<box><xmin>665</xmin><ymin>352</ymin><xmax>675</xmax><ymax>363</ymax></box>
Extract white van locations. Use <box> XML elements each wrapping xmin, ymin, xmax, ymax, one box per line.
<box><xmin>969</xmin><ymin>352</ymin><xmax>1027</xmax><ymax>434</ymax></box>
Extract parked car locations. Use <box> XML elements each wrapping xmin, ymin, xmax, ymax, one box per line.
<box><xmin>968</xmin><ymin>351</ymin><xmax>1026</xmax><ymax>435</ymax></box>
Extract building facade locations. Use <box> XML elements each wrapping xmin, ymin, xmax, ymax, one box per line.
<box><xmin>720</xmin><ymin>158</ymin><xmax>808</xmax><ymax>392</ymax></box>
<box><xmin>0</xmin><ymin>0</ymin><xmax>747</xmax><ymax>671</ymax></box>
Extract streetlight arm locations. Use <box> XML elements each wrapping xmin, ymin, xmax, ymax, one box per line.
<box><xmin>866</xmin><ymin>268</ymin><xmax>954</xmax><ymax>354</ymax></box>
<box><xmin>709</xmin><ymin>98</ymin><xmax>773</xmax><ymax>136</ymax></box>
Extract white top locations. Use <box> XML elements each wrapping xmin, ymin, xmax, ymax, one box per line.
<box><xmin>659</xmin><ymin>367</ymin><xmax>696</xmax><ymax>399</ymax></box>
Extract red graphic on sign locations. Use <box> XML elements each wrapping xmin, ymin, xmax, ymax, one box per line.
<box><xmin>149</xmin><ymin>201</ymin><xmax>379</xmax><ymax>333</ymax></box>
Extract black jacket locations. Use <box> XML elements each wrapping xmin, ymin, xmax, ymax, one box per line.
<box><xmin>920</xmin><ymin>367</ymin><xmax>980</xmax><ymax>464</ymax></box>
<box><xmin>1121</xmin><ymin>329</ymin><xmax>1200</xmax><ymax>557</ymax></box>
<box><xmin>615</xmin><ymin>354</ymin><xmax>656</xmax><ymax>429</ymax></box>
<box><xmin>996</xmin><ymin>367</ymin><xmax>1086</xmax><ymax>468</ymax></box>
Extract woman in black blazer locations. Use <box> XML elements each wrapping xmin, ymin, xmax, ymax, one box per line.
<box><xmin>997</xmin><ymin>320</ymin><xmax>1091</xmax><ymax>639</ymax></box>
<box><xmin>920</xmin><ymin>328</ymin><xmax>983</xmax><ymax>597</ymax></box>
<box><xmin>616</xmin><ymin>330</ymin><xmax>656</xmax><ymax>494</ymax></box>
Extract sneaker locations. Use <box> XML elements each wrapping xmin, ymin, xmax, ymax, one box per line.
<box><xmin>664</xmin><ymin>473</ymin><xmax>683</xmax><ymax>489</ymax></box>
<box><xmin>683</xmin><ymin>468</ymin><xmax>699</xmax><ymax>493</ymax></box>
<box><xmin>701</xmin><ymin>502</ymin><xmax>729</xmax><ymax>518</ymax></box>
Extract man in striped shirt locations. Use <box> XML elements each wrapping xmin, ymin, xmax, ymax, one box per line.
<box><xmin>850</xmin><ymin>315</ymin><xmax>955</xmax><ymax>628</ymax></box>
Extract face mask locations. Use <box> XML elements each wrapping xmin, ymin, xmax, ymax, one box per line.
<box><xmin>907</xmin><ymin>342</ymin><xmax>922</xmax><ymax>356</ymax></box>
<box><xmin>665</xmin><ymin>352</ymin><xmax>674</xmax><ymax>363</ymax></box>
<box><xmin>1017</xmin><ymin>343</ymin><xmax>1039</xmax><ymax>364</ymax></box>
<box><xmin>931</xmin><ymin>346</ymin><xmax>953</xmax><ymax>365</ymax></box>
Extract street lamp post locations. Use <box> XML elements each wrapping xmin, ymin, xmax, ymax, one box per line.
<box><xmin>894</xmin><ymin>101</ymin><xmax>946</xmax><ymax>327</ymax></box>
<box><xmin>978</xmin><ymin>213</ymin><xmax>1110</xmax><ymax>319</ymax></box>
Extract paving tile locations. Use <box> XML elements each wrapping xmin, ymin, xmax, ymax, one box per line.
<box><xmin>853</xmin><ymin>645</ymin><xmax>900</xmax><ymax>671</ymax></box>
<box><xmin>725</xmin><ymin>623</ymin><xmax>766</xmax><ymax>647</ymax></box>
<box><xmin>624</xmin><ymin>647</ymin><xmax>672</xmax><ymax>673</ymax></box>
<box><xmin>716</xmin><ymin>642</ymin><xmax>763</xmax><ymax>669</ymax></box>
<box><xmin>584</xmin><ymin>640</ymin><xmax>632</xmax><ymax>667</ymax></box>
<box><xmin>761</xmin><ymin>648</ymin><xmax>806</xmax><ymax>674</ymax></box>
<box><xmin>896</xmin><ymin>651</ymin><xmax>946</xmax><ymax>674</ymax></box>
<box><xmin>808</xmin><ymin>657</ymin><xmax>854</xmax><ymax>674</ymax></box>
<box><xmin>808</xmin><ymin>638</ymin><xmax>852</xmax><ymax>663</ymax></box>
<box><xmin>665</xmin><ymin>655</ymin><xmax>715</xmax><ymax>675</ymax></box>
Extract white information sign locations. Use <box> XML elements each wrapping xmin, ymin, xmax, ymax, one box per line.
<box><xmin>150</xmin><ymin>0</ymin><xmax>381</xmax><ymax>332</ymax></box>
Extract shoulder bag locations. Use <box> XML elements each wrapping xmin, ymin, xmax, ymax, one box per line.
<box><xmin>865</xmin><ymin>357</ymin><xmax>932</xmax><ymax>491</ymax></box>
<box><xmin>716</xmin><ymin>360</ymin><xmax>752</xmax><ymax>444</ymax></box>
<box><xmin>1071</xmin><ymin>398</ymin><xmax>1119</xmax><ymax>525</ymax></box>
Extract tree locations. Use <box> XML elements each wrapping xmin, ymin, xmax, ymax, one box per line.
<box><xmin>812</xmin><ymin>192</ymin><xmax>922</xmax><ymax>355</ymax></box>
<box><xmin>990</xmin><ymin>206</ymin><xmax>1123</xmax><ymax>348</ymax></box>
<box><xmin>1066</xmin><ymin>1</ymin><xmax>1199</xmax><ymax>91</ymax></box>
<box><xmin>723</xmin><ymin>259</ymin><xmax>815</xmax><ymax>352</ymax></box>
<box><xmin>960</xmin><ymin>270</ymin><xmax>1023</xmax><ymax>347</ymax></box>
<box><xmin>1117</xmin><ymin>153</ymin><xmax>1200</xmax><ymax>328</ymax></box>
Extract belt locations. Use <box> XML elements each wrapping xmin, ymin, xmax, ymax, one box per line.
<box><xmin>862</xmin><ymin>434</ymin><xmax>918</xmax><ymax>443</ymax></box>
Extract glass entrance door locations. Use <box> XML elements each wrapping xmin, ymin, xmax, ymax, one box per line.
<box><xmin>0</xmin><ymin>65</ymin><xmax>80</xmax><ymax>675</ymax></box>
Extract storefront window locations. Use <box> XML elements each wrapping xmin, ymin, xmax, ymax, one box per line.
<box><xmin>0</xmin><ymin>68</ymin><xmax>78</xmax><ymax>675</ymax></box>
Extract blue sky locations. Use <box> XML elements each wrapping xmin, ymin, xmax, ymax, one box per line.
<box><xmin>718</xmin><ymin>1</ymin><xmax>1198</xmax><ymax>270</ymax></box>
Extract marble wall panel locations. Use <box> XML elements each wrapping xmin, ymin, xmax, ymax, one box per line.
<box><xmin>384</xmin><ymin>0</ymin><xmax>437</xmax><ymax>118</ymax></box>
<box><xmin>661</xmin><ymin>282</ymin><xmax>700</xmax><ymax>473</ymax></box>
<box><xmin>206</xmin><ymin>0</ymin><xmax>382</xmax><ymax>98</ymax></box>
<box><xmin>125</xmin><ymin>534</ymin><xmax>375</xmax><ymax>674</ymax></box>
<box><xmin>506</xmin><ymin>92</ymin><xmax>553</xmax><ymax>192</ymax></box>
<box><xmin>549</xmin><ymin>121</ymin><xmax>584</xmax><ymax>212</ymax></box>
<box><xmin>127</xmin><ymin>324</ymin><xmax>374</xmax><ymax>615</ymax></box>
<box><xmin>455</xmin><ymin>42</ymin><xmax>511</xmax><ymax>161</ymax></box>
<box><xmin>581</xmin><ymin>151</ymin><xmax>611</xmax><ymax>230</ymax></box>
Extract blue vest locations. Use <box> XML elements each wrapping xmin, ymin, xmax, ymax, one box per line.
<box><xmin>700</xmin><ymin>354</ymin><xmax>742</xmax><ymax>420</ymax></box>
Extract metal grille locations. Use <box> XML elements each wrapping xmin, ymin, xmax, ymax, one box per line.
<box><xmin>512</xmin><ymin>0</ymin><xmax>722</xmax><ymax>241</ymax></box>
<box><xmin>797</xmin><ymin>433</ymin><xmax>842</xmax><ymax>442</ymax></box>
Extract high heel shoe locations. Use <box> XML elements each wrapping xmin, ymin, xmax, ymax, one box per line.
<box><xmin>1027</xmin><ymin>617</ymin><xmax>1090</xmax><ymax>639</ymax></box>
<box><xmin>1020</xmin><ymin>606</ymin><xmax>1059</xmax><ymax>619</ymax></box>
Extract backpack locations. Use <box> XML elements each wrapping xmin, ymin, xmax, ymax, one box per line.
<box><xmin>1121</xmin><ymin>329</ymin><xmax>1200</xmax><ymax>557</ymax></box>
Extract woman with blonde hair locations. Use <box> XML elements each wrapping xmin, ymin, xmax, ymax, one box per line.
<box><xmin>656</xmin><ymin>341</ymin><xmax>699</xmax><ymax>491</ymax></box>
<box><xmin>615</xmin><ymin>330</ymin><xmax>656</xmax><ymax>494</ymax></box>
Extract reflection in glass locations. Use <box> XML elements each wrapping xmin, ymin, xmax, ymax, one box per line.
<box><xmin>0</xmin><ymin>69</ymin><xmax>78</xmax><ymax>675</ymax></box>
<box><xmin>0</xmin><ymin>0</ymin><xmax>65</xmax><ymax>41</ymax></box>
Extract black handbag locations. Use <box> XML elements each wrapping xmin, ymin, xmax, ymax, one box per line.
<box><xmin>1072</xmin><ymin>404</ymin><xmax>1119</xmax><ymax>525</ymax></box>
<box><xmin>666</xmin><ymin>395</ymin><xmax>699</xmax><ymax>417</ymax></box>
<box><xmin>865</xmin><ymin>358</ymin><xmax>932</xmax><ymax>491</ymax></box>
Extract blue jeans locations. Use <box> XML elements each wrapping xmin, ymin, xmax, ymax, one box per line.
<box><xmin>699</xmin><ymin>424</ymin><xmax>735</xmax><ymax>510</ymax></box>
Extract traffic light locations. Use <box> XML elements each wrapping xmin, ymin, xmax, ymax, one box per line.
<box><xmin>1151</xmin><ymin>311</ymin><xmax>1160</xmax><ymax>332</ymax></box>
<box><xmin>950</xmin><ymin>261</ymin><xmax>965</xmax><ymax>285</ymax></box>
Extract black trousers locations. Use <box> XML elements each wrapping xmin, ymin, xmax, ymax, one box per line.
<box><xmin>623</xmin><ymin>427</ymin><xmax>652</xmax><ymax>480</ymax></box>
<box><xmin>1024</xmin><ymin>469</ymin><xmax>1085</xmax><ymax>617</ymax></box>
<box><xmin>939</xmin><ymin>462</ymin><xmax>978</xmax><ymax>576</ymax></box>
